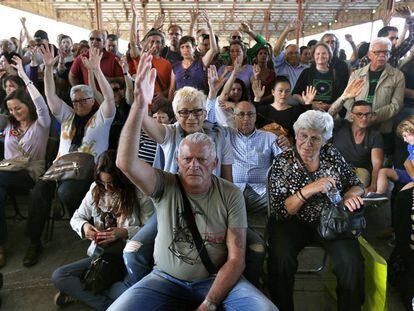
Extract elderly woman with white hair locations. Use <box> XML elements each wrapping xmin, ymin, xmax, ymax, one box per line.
<box><xmin>267</xmin><ymin>110</ymin><xmax>365</xmax><ymax>311</ymax></box>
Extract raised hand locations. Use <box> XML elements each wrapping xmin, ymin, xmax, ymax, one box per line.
<box><xmin>200</xmin><ymin>10</ymin><xmax>212</xmax><ymax>28</ymax></box>
<box><xmin>239</xmin><ymin>22</ymin><xmax>251</xmax><ymax>34</ymax></box>
<box><xmin>342</xmin><ymin>78</ymin><xmax>365</xmax><ymax>100</ymax></box>
<box><xmin>10</xmin><ymin>55</ymin><xmax>25</xmax><ymax>78</ymax></box>
<box><xmin>134</xmin><ymin>53</ymin><xmax>157</xmax><ymax>109</ymax></box>
<box><xmin>117</xmin><ymin>55</ymin><xmax>129</xmax><ymax>73</ymax></box>
<box><xmin>39</xmin><ymin>44</ymin><xmax>58</xmax><ymax>68</ymax></box>
<box><xmin>287</xmin><ymin>19</ymin><xmax>301</xmax><ymax>32</ymax></box>
<box><xmin>189</xmin><ymin>8</ymin><xmax>200</xmax><ymax>24</ymax></box>
<box><xmin>252</xmin><ymin>79</ymin><xmax>265</xmax><ymax>100</ymax></box>
<box><xmin>395</xmin><ymin>5</ymin><xmax>412</xmax><ymax>19</ymax></box>
<box><xmin>20</xmin><ymin>17</ymin><xmax>26</xmax><ymax>25</ymax></box>
<box><xmin>207</xmin><ymin>65</ymin><xmax>227</xmax><ymax>98</ymax></box>
<box><xmin>253</xmin><ymin>63</ymin><xmax>261</xmax><ymax>79</ymax></box>
<box><xmin>81</xmin><ymin>47</ymin><xmax>102</xmax><ymax>71</ymax></box>
<box><xmin>302</xmin><ymin>85</ymin><xmax>317</xmax><ymax>105</ymax></box>
<box><xmin>153</xmin><ymin>13</ymin><xmax>165</xmax><ymax>31</ymax></box>
<box><xmin>131</xmin><ymin>0</ymin><xmax>138</xmax><ymax>16</ymax></box>
<box><xmin>344</xmin><ymin>34</ymin><xmax>353</xmax><ymax>43</ymax></box>
<box><xmin>381</xmin><ymin>9</ymin><xmax>393</xmax><ymax>26</ymax></box>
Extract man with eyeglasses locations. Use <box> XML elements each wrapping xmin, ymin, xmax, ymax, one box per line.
<box><xmin>274</xmin><ymin>44</ymin><xmax>308</xmax><ymax>89</ymax></box>
<box><xmin>23</xmin><ymin>45</ymin><xmax>116</xmax><ymax>267</ymax></box>
<box><xmin>359</xmin><ymin>5</ymin><xmax>414</xmax><ymax>68</ymax></box>
<box><xmin>333</xmin><ymin>100</ymin><xmax>384</xmax><ymax>194</ymax></box>
<box><xmin>331</xmin><ymin>38</ymin><xmax>404</xmax><ymax>151</ymax></box>
<box><xmin>112</xmin><ymin>52</ymin><xmax>277</xmax><ymax>311</ymax></box>
<box><xmin>220</xmin><ymin>22</ymin><xmax>268</xmax><ymax>64</ymax></box>
<box><xmin>160</xmin><ymin>24</ymin><xmax>184</xmax><ymax>64</ymax></box>
<box><xmin>69</xmin><ymin>29</ymin><xmax>123</xmax><ymax>87</ymax></box>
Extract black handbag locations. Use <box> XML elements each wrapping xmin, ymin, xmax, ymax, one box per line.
<box><xmin>293</xmin><ymin>147</ymin><xmax>366</xmax><ymax>240</ymax></box>
<box><xmin>81</xmin><ymin>253</ymin><xmax>126</xmax><ymax>294</ymax></box>
<box><xmin>318</xmin><ymin>201</ymin><xmax>366</xmax><ymax>240</ymax></box>
<box><xmin>41</xmin><ymin>152</ymin><xmax>95</xmax><ymax>181</ymax></box>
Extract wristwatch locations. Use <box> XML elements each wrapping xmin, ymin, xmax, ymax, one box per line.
<box><xmin>203</xmin><ymin>299</ymin><xmax>217</xmax><ymax>311</ymax></box>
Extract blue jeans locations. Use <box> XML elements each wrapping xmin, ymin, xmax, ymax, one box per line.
<box><xmin>0</xmin><ymin>170</ymin><xmax>34</xmax><ymax>245</ymax></box>
<box><xmin>52</xmin><ymin>257</ymin><xmax>129</xmax><ymax>311</ymax></box>
<box><xmin>124</xmin><ymin>213</ymin><xmax>266</xmax><ymax>287</ymax></box>
<box><xmin>107</xmin><ymin>269</ymin><xmax>277</xmax><ymax>311</ymax></box>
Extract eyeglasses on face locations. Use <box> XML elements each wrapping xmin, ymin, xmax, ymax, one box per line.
<box><xmin>235</xmin><ymin>111</ymin><xmax>256</xmax><ymax>118</ymax></box>
<box><xmin>96</xmin><ymin>180</ymin><xmax>114</xmax><ymax>188</ymax></box>
<box><xmin>232</xmin><ymin>36</ymin><xmax>242</xmax><ymax>40</ymax></box>
<box><xmin>372</xmin><ymin>50</ymin><xmax>390</xmax><ymax>57</ymax></box>
<box><xmin>177</xmin><ymin>108</ymin><xmax>204</xmax><ymax>118</ymax></box>
<box><xmin>297</xmin><ymin>132</ymin><xmax>322</xmax><ymax>145</ymax></box>
<box><xmin>72</xmin><ymin>97</ymin><xmax>93</xmax><ymax>105</ymax></box>
<box><xmin>352</xmin><ymin>112</ymin><xmax>373</xmax><ymax>119</ymax></box>
<box><xmin>89</xmin><ymin>37</ymin><xmax>103</xmax><ymax>42</ymax></box>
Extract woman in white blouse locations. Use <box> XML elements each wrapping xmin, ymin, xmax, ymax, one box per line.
<box><xmin>52</xmin><ymin>150</ymin><xmax>154</xmax><ymax>310</ymax></box>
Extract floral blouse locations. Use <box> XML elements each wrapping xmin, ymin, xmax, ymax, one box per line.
<box><xmin>269</xmin><ymin>144</ymin><xmax>363</xmax><ymax>224</ymax></box>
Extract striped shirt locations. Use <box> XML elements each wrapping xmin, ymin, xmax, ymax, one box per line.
<box><xmin>138</xmin><ymin>131</ymin><xmax>158</xmax><ymax>165</ymax></box>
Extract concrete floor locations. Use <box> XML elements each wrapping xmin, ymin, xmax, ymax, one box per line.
<box><xmin>0</xmin><ymin>197</ymin><xmax>407</xmax><ymax>311</ymax></box>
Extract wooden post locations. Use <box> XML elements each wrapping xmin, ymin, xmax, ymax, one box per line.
<box><xmin>94</xmin><ymin>0</ymin><xmax>102</xmax><ymax>30</ymax></box>
<box><xmin>296</xmin><ymin>0</ymin><xmax>303</xmax><ymax>44</ymax></box>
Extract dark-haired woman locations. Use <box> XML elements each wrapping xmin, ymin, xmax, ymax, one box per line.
<box><xmin>52</xmin><ymin>150</ymin><xmax>154</xmax><ymax>310</ymax></box>
<box><xmin>0</xmin><ymin>56</ymin><xmax>51</xmax><ymax>267</ymax></box>
<box><xmin>218</xmin><ymin>40</ymin><xmax>254</xmax><ymax>91</ymax></box>
<box><xmin>168</xmin><ymin>11</ymin><xmax>218</xmax><ymax>98</ymax></box>
<box><xmin>252</xmin><ymin>45</ymin><xmax>276</xmax><ymax>98</ymax></box>
<box><xmin>1</xmin><ymin>74</ymin><xmax>25</xmax><ymax>112</ymax></box>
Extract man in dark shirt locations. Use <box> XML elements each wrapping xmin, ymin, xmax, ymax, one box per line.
<box><xmin>160</xmin><ymin>24</ymin><xmax>183</xmax><ymax>64</ymax></box>
<box><xmin>333</xmin><ymin>100</ymin><xmax>384</xmax><ymax>194</ymax></box>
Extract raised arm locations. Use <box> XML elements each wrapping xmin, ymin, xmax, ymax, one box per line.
<box><xmin>345</xmin><ymin>34</ymin><xmax>358</xmax><ymax>63</ymax></box>
<box><xmin>273</xmin><ymin>21</ymin><xmax>298</xmax><ymax>57</ymax></box>
<box><xmin>201</xmin><ymin>11</ymin><xmax>219</xmax><ymax>68</ymax></box>
<box><xmin>188</xmin><ymin>8</ymin><xmax>200</xmax><ymax>37</ymax></box>
<box><xmin>328</xmin><ymin>78</ymin><xmax>365</xmax><ymax>117</ymax></box>
<box><xmin>129</xmin><ymin>0</ymin><xmax>141</xmax><ymax>59</ymax></box>
<box><xmin>197</xmin><ymin>227</ymin><xmax>246</xmax><ymax>309</ymax></box>
<box><xmin>81</xmin><ymin>56</ymin><xmax>104</xmax><ymax>104</ymax></box>
<box><xmin>39</xmin><ymin>44</ymin><xmax>63</xmax><ymax>116</ymax></box>
<box><xmin>218</xmin><ymin>63</ymin><xmax>240</xmax><ymax>104</ymax></box>
<box><xmin>119</xmin><ymin>56</ymin><xmax>134</xmax><ymax>105</ymax></box>
<box><xmin>82</xmin><ymin>48</ymin><xmax>116</xmax><ymax>118</ymax></box>
<box><xmin>11</xmin><ymin>55</ymin><xmax>42</xmax><ymax>102</ymax></box>
<box><xmin>116</xmin><ymin>53</ymin><xmax>158</xmax><ymax>195</ymax></box>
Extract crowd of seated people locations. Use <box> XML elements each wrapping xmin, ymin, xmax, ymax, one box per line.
<box><xmin>1</xmin><ymin>2</ymin><xmax>414</xmax><ymax>310</ymax></box>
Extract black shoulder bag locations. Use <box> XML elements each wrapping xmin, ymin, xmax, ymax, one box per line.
<box><xmin>175</xmin><ymin>175</ymin><xmax>218</xmax><ymax>275</ymax></box>
<box><xmin>293</xmin><ymin>148</ymin><xmax>366</xmax><ymax>240</ymax></box>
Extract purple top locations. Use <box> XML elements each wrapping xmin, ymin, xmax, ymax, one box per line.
<box><xmin>173</xmin><ymin>59</ymin><xmax>208</xmax><ymax>94</ymax></box>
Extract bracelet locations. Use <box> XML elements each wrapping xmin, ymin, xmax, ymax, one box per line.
<box><xmin>298</xmin><ymin>189</ymin><xmax>308</xmax><ymax>202</ymax></box>
<box><xmin>123</xmin><ymin>72</ymin><xmax>128</xmax><ymax>76</ymax></box>
<box><xmin>295</xmin><ymin>192</ymin><xmax>306</xmax><ymax>203</ymax></box>
<box><xmin>25</xmin><ymin>81</ymin><xmax>33</xmax><ymax>86</ymax></box>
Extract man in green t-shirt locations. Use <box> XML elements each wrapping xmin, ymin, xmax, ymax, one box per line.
<box><xmin>111</xmin><ymin>53</ymin><xmax>276</xmax><ymax>311</ymax></box>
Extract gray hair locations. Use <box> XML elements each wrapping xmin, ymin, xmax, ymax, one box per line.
<box><xmin>369</xmin><ymin>38</ymin><xmax>392</xmax><ymax>52</ymax></box>
<box><xmin>293</xmin><ymin>110</ymin><xmax>334</xmax><ymax>142</ymax></box>
<box><xmin>178</xmin><ymin>132</ymin><xmax>216</xmax><ymax>160</ymax></box>
<box><xmin>172</xmin><ymin>86</ymin><xmax>207</xmax><ymax>114</ymax></box>
<box><xmin>70</xmin><ymin>84</ymin><xmax>94</xmax><ymax>101</ymax></box>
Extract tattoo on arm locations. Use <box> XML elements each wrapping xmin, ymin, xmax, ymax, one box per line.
<box><xmin>229</xmin><ymin>228</ymin><xmax>246</xmax><ymax>250</ymax></box>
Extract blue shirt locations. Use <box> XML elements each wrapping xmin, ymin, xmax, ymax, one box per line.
<box><xmin>274</xmin><ymin>59</ymin><xmax>308</xmax><ymax>89</ymax></box>
<box><xmin>407</xmin><ymin>144</ymin><xmax>414</xmax><ymax>161</ymax></box>
<box><xmin>230</xmin><ymin>128</ymin><xmax>281</xmax><ymax>195</ymax></box>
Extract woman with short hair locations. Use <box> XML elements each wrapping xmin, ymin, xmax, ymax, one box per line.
<box><xmin>267</xmin><ymin>110</ymin><xmax>365</xmax><ymax>311</ymax></box>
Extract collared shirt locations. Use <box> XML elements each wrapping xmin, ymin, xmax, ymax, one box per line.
<box><xmin>230</xmin><ymin>128</ymin><xmax>281</xmax><ymax>196</ymax></box>
<box><xmin>274</xmin><ymin>59</ymin><xmax>308</xmax><ymax>89</ymax></box>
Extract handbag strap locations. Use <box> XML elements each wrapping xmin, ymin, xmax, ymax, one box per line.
<box><xmin>175</xmin><ymin>175</ymin><xmax>218</xmax><ymax>275</ymax></box>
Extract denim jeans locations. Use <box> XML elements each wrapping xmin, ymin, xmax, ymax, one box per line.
<box><xmin>0</xmin><ymin>170</ymin><xmax>34</xmax><ymax>245</ymax></box>
<box><xmin>52</xmin><ymin>257</ymin><xmax>129</xmax><ymax>311</ymax></box>
<box><xmin>124</xmin><ymin>213</ymin><xmax>266</xmax><ymax>287</ymax></box>
<box><xmin>107</xmin><ymin>269</ymin><xmax>278</xmax><ymax>311</ymax></box>
<box><xmin>26</xmin><ymin>178</ymin><xmax>92</xmax><ymax>244</ymax></box>
<box><xmin>267</xmin><ymin>217</ymin><xmax>365</xmax><ymax>311</ymax></box>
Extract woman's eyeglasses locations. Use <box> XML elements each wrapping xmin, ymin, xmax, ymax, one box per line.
<box><xmin>177</xmin><ymin>108</ymin><xmax>204</xmax><ymax>118</ymax></box>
